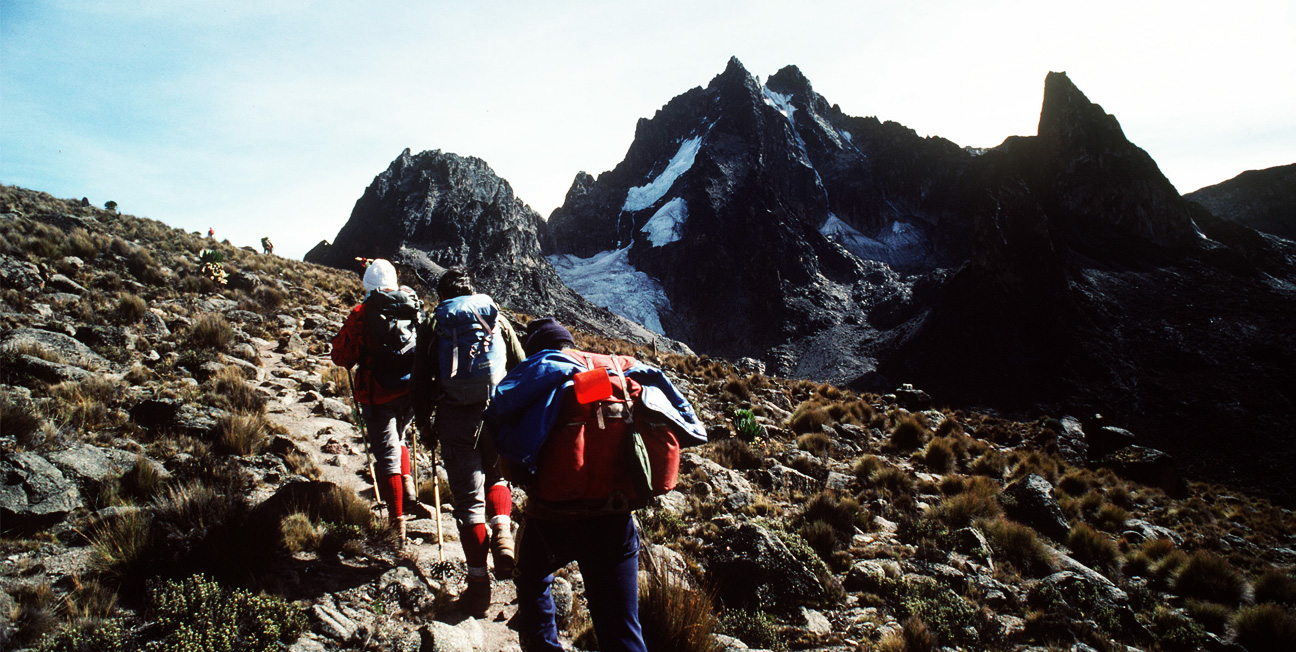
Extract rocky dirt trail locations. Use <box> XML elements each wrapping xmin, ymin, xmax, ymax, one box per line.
<box><xmin>253</xmin><ymin>332</ymin><xmax>525</xmax><ymax>652</ymax></box>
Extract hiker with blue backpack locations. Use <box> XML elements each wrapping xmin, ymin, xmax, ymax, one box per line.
<box><xmin>330</xmin><ymin>259</ymin><xmax>436</xmax><ymax>542</ymax></box>
<box><xmin>410</xmin><ymin>267</ymin><xmax>526</xmax><ymax>615</ymax></box>
<box><xmin>485</xmin><ymin>318</ymin><xmax>707</xmax><ymax>652</ymax></box>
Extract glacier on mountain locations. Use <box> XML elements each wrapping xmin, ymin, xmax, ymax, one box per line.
<box><xmin>547</xmin><ymin>248</ymin><xmax>672</xmax><ymax>334</ymax></box>
<box><xmin>640</xmin><ymin>197</ymin><xmax>688</xmax><ymax>247</ymax></box>
<box><xmin>820</xmin><ymin>214</ymin><xmax>931</xmax><ymax>268</ymax></box>
<box><xmin>623</xmin><ymin>135</ymin><xmax>703</xmax><ymax>212</ymax></box>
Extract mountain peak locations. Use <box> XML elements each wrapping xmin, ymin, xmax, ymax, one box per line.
<box><xmin>1037</xmin><ymin>71</ymin><xmax>1125</xmax><ymax>146</ymax></box>
<box><xmin>765</xmin><ymin>65</ymin><xmax>814</xmax><ymax>98</ymax></box>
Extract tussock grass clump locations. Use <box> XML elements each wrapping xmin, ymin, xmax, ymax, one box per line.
<box><xmin>920</xmin><ymin>437</ymin><xmax>956</xmax><ymax>473</ymax></box>
<box><xmin>215</xmin><ymin>412</ymin><xmax>269</xmax><ymax>455</ymax></box>
<box><xmin>89</xmin><ymin>507</ymin><xmax>152</xmax><ymax>582</ymax></box>
<box><xmin>253</xmin><ymin>285</ymin><xmax>287</xmax><ymax>315</ymax></box>
<box><xmin>638</xmin><ymin>562</ymin><xmax>718</xmax><ymax>652</ymax></box>
<box><xmin>978</xmin><ymin>517</ymin><xmax>1053</xmax><ymax>577</ymax></box>
<box><xmin>210</xmin><ymin>366</ymin><xmax>266</xmax><ymax>415</ymax></box>
<box><xmin>1</xmin><ymin>393</ymin><xmax>45</xmax><ymax>450</ymax></box>
<box><xmin>870</xmin><ymin>466</ymin><xmax>916</xmax><ymax>497</ymax></box>
<box><xmin>1056</xmin><ymin>469</ymin><xmax>1093</xmax><ymax>496</ymax></box>
<box><xmin>1233</xmin><ymin>603</ymin><xmax>1296</xmax><ymax>652</ymax></box>
<box><xmin>145</xmin><ymin>574</ymin><xmax>307</xmax><ymax>652</ymax></box>
<box><xmin>49</xmin><ymin>376</ymin><xmax>125</xmax><ymax>430</ymax></box>
<box><xmin>796</xmin><ymin>431</ymin><xmax>832</xmax><ymax>457</ymax></box>
<box><xmin>853</xmin><ymin>455</ymin><xmax>883</xmax><ymax>485</ymax></box>
<box><xmin>1185</xmin><ymin>599</ymin><xmax>1234</xmax><ymax>634</ymax></box>
<box><xmin>1066</xmin><ymin>523</ymin><xmax>1120</xmax><ymax>571</ymax></box>
<box><xmin>320</xmin><ymin>364</ymin><xmax>352</xmax><ymax>397</ymax></box>
<box><xmin>114</xmin><ymin>292</ymin><xmax>149</xmax><ymax>323</ymax></box>
<box><xmin>1092</xmin><ymin>502</ymin><xmax>1129</xmax><ymax>532</ymax></box>
<box><xmin>888</xmin><ymin>414</ymin><xmax>929</xmax><ymax>451</ymax></box>
<box><xmin>1174</xmin><ymin>551</ymin><xmax>1246</xmax><ymax>605</ymax></box>
<box><xmin>969</xmin><ymin>449</ymin><xmax>1006</xmax><ymax>478</ymax></box>
<box><xmin>723</xmin><ymin>377</ymin><xmax>751</xmax><ymax>401</ymax></box>
<box><xmin>186</xmin><ymin>313</ymin><xmax>235</xmax><ymax>351</ymax></box>
<box><xmin>789</xmin><ymin>402</ymin><xmax>829</xmax><ymax>434</ymax></box>
<box><xmin>801</xmin><ymin>490</ymin><xmax>862</xmax><ymax>539</ymax></box>
<box><xmin>280</xmin><ymin>513</ymin><xmax>324</xmax><ymax>553</ymax></box>
<box><xmin>1254</xmin><ymin>567</ymin><xmax>1296</xmax><ymax>606</ymax></box>
<box><xmin>709</xmin><ymin>438</ymin><xmax>763</xmax><ymax>471</ymax></box>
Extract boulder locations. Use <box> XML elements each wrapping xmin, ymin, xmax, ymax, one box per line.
<box><xmin>47</xmin><ymin>273</ymin><xmax>87</xmax><ymax>295</ymax></box>
<box><xmin>419</xmin><ymin>619</ymin><xmax>484</xmax><ymax>652</ymax></box>
<box><xmin>1120</xmin><ymin>518</ymin><xmax>1183</xmax><ymax>546</ymax></box>
<box><xmin>756</xmin><ymin>464</ymin><xmax>819</xmax><ymax>495</ymax></box>
<box><xmin>45</xmin><ymin>444</ymin><xmax>139</xmax><ymax>489</ymax></box>
<box><xmin>1087</xmin><ymin>425</ymin><xmax>1137</xmax><ymax>461</ymax></box>
<box><xmin>74</xmin><ymin>324</ymin><xmax>134</xmax><ymax>350</ymax></box>
<box><xmin>1098</xmin><ymin>445</ymin><xmax>1187</xmax><ymax>497</ymax></box>
<box><xmin>0</xmin><ymin>451</ymin><xmax>83</xmax><ymax>533</ymax></box>
<box><xmin>1054</xmin><ymin>416</ymin><xmax>1089</xmax><ymax>466</ymax></box>
<box><xmin>708</xmin><ymin>523</ymin><xmax>827</xmax><ymax>613</ymax></box>
<box><xmin>680</xmin><ymin>452</ymin><xmax>755</xmax><ymax>495</ymax></box>
<box><xmin>1000</xmin><ymin>474</ymin><xmax>1070</xmax><ymax>541</ymax></box>
<box><xmin>894</xmin><ymin>384</ymin><xmax>932</xmax><ymax>411</ymax></box>
<box><xmin>0</xmin><ymin>328</ymin><xmax>117</xmax><ymax>376</ymax></box>
<box><xmin>0</xmin><ymin>253</ymin><xmax>43</xmax><ymax>292</ymax></box>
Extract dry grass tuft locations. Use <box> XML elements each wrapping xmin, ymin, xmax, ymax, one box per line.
<box><xmin>888</xmin><ymin>414</ymin><xmax>929</xmax><ymax>451</ymax></box>
<box><xmin>638</xmin><ymin>559</ymin><xmax>719</xmax><ymax>652</ymax></box>
<box><xmin>1233</xmin><ymin>603</ymin><xmax>1296</xmax><ymax>652</ymax></box>
<box><xmin>280</xmin><ymin>512</ymin><xmax>325</xmax><ymax>553</ymax></box>
<box><xmin>796</xmin><ymin>431</ymin><xmax>832</xmax><ymax>457</ymax></box>
<box><xmin>1066</xmin><ymin>522</ymin><xmax>1120</xmax><ymax>572</ymax></box>
<box><xmin>186</xmin><ymin>313</ymin><xmax>235</xmax><ymax>351</ymax></box>
<box><xmin>215</xmin><ymin>412</ymin><xmax>270</xmax><ymax>455</ymax></box>
<box><xmin>789</xmin><ymin>402</ymin><xmax>830</xmax><ymax>434</ymax></box>
<box><xmin>1174</xmin><ymin>551</ymin><xmax>1246</xmax><ymax>606</ymax></box>
<box><xmin>709</xmin><ymin>438</ymin><xmax>763</xmax><ymax>471</ymax></box>
<box><xmin>978</xmin><ymin>517</ymin><xmax>1053</xmax><ymax>577</ymax></box>
<box><xmin>1254</xmin><ymin>567</ymin><xmax>1296</xmax><ymax>607</ymax></box>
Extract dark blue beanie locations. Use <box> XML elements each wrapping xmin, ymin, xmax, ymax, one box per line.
<box><xmin>524</xmin><ymin>318</ymin><xmax>574</xmax><ymax>356</ymax></box>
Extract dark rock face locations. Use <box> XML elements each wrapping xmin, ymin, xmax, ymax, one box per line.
<box><xmin>1</xmin><ymin>451</ymin><xmax>83</xmax><ymax>534</ymax></box>
<box><xmin>1186</xmin><ymin>163</ymin><xmax>1296</xmax><ymax>240</ymax></box>
<box><xmin>707</xmin><ymin>522</ymin><xmax>827</xmax><ymax>613</ymax></box>
<box><xmin>305</xmin><ymin>149</ymin><xmax>677</xmax><ymax>352</ymax></box>
<box><xmin>314</xmin><ymin>59</ymin><xmax>1296</xmax><ymax>503</ymax></box>
<box><xmin>1000</xmin><ymin>474</ymin><xmax>1070</xmax><ymax>541</ymax></box>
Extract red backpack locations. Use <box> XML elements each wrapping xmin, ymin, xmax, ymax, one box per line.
<box><xmin>533</xmin><ymin>351</ymin><xmax>681</xmax><ymax>510</ymax></box>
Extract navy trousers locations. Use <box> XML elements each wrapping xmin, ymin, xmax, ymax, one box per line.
<box><xmin>514</xmin><ymin>513</ymin><xmax>646</xmax><ymax>652</ymax></box>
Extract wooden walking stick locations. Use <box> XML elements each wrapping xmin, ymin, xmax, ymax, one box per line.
<box><xmin>433</xmin><ymin>444</ymin><xmax>444</xmax><ymax>563</ymax></box>
<box><xmin>346</xmin><ymin>368</ymin><xmax>385</xmax><ymax>518</ymax></box>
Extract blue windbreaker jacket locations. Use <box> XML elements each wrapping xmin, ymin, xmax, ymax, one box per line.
<box><xmin>485</xmin><ymin>350</ymin><xmax>707</xmax><ymax>473</ymax></box>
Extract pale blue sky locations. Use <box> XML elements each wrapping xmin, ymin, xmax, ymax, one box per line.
<box><xmin>3</xmin><ymin>1</ymin><xmax>1293</xmax><ymax>259</ymax></box>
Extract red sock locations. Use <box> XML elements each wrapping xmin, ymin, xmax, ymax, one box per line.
<box><xmin>400</xmin><ymin>445</ymin><xmax>410</xmax><ymax>476</ymax></box>
<box><xmin>486</xmin><ymin>483</ymin><xmax>512</xmax><ymax>519</ymax></box>
<box><xmin>461</xmin><ymin>523</ymin><xmax>489</xmax><ymax>567</ymax></box>
<box><xmin>384</xmin><ymin>474</ymin><xmax>403</xmax><ymax>523</ymax></box>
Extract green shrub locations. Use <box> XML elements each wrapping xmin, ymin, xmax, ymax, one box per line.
<box><xmin>1151</xmin><ymin>605</ymin><xmax>1207</xmax><ymax>651</ymax></box>
<box><xmin>36</xmin><ymin>618</ymin><xmax>130</xmax><ymax>652</ymax></box>
<box><xmin>893</xmin><ymin>575</ymin><xmax>985</xmax><ymax>646</ymax></box>
<box><xmin>732</xmin><ymin>408</ymin><xmax>762</xmax><ymax>441</ymax></box>
<box><xmin>719</xmin><ymin>609</ymin><xmax>785</xmax><ymax>652</ymax></box>
<box><xmin>1174</xmin><ymin>551</ymin><xmax>1245</xmax><ymax>605</ymax></box>
<box><xmin>144</xmin><ymin>574</ymin><xmax>306</xmax><ymax>652</ymax></box>
<box><xmin>1234</xmin><ymin>603</ymin><xmax>1296</xmax><ymax>652</ymax></box>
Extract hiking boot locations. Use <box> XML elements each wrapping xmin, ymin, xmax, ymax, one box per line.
<box><xmin>404</xmin><ymin>500</ymin><xmax>436</xmax><ymax>520</ymax></box>
<box><xmin>491</xmin><ymin>526</ymin><xmax>515</xmax><ymax>579</ymax></box>
<box><xmin>459</xmin><ymin>577</ymin><xmax>491</xmax><ymax>617</ymax></box>
<box><xmin>401</xmin><ymin>475</ymin><xmax>435</xmax><ymax>520</ymax></box>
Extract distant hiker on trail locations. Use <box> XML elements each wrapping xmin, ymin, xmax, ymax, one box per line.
<box><xmin>411</xmin><ymin>267</ymin><xmax>525</xmax><ymax>615</ymax></box>
<box><xmin>330</xmin><ymin>258</ymin><xmax>435</xmax><ymax>541</ymax></box>
<box><xmin>207</xmin><ymin>227</ymin><xmax>215</xmax><ymax>238</ymax></box>
<box><xmin>485</xmin><ymin>318</ymin><xmax>707</xmax><ymax>652</ymax></box>
<box><xmin>261</xmin><ymin>236</ymin><xmax>274</xmax><ymax>255</ymax></box>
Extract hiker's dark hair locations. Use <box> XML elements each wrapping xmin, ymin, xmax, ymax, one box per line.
<box><xmin>437</xmin><ymin>267</ymin><xmax>475</xmax><ymax>300</ymax></box>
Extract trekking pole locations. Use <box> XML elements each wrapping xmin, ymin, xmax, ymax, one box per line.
<box><xmin>346</xmin><ymin>368</ymin><xmax>385</xmax><ymax>518</ymax></box>
<box><xmin>432</xmin><ymin>443</ymin><xmax>444</xmax><ymax>563</ymax></box>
